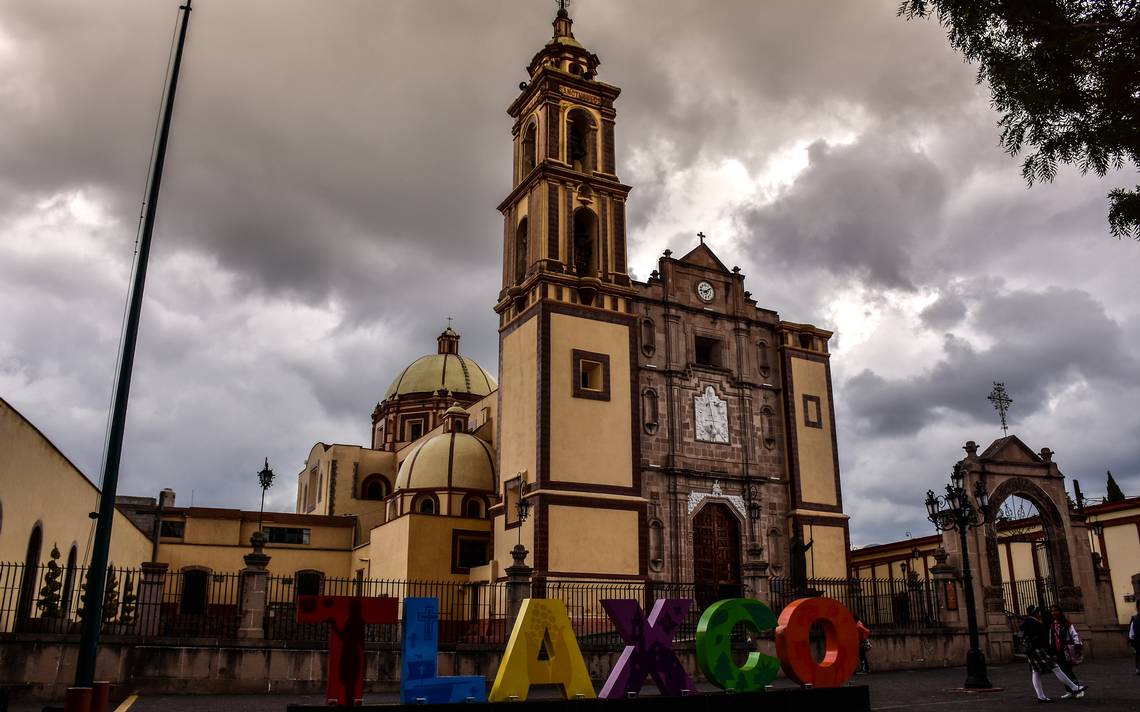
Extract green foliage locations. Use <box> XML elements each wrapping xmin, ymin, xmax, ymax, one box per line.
<box><xmin>119</xmin><ymin>572</ymin><xmax>137</xmax><ymax>626</ymax></box>
<box><xmin>1106</xmin><ymin>469</ymin><xmax>1126</xmax><ymax>502</ymax></box>
<box><xmin>36</xmin><ymin>544</ymin><xmax>64</xmax><ymax>619</ymax></box>
<box><xmin>78</xmin><ymin>566</ymin><xmax>124</xmax><ymax>625</ymax></box>
<box><xmin>899</xmin><ymin>0</ymin><xmax>1140</xmax><ymax>240</ymax></box>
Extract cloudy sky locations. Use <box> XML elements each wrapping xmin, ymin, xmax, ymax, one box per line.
<box><xmin>2</xmin><ymin>0</ymin><xmax>1137</xmax><ymax>548</ymax></box>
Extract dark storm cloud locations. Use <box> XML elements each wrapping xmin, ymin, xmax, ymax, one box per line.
<box><xmin>847</xmin><ymin>286</ymin><xmax>1139</xmax><ymax>437</ymax></box>
<box><xmin>739</xmin><ymin>137</ymin><xmax>948</xmax><ymax>291</ymax></box>
<box><xmin>2</xmin><ymin>0</ymin><xmax>1139</xmax><ymax>545</ymax></box>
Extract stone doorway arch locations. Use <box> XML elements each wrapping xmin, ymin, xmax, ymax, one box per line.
<box><xmin>984</xmin><ymin>476</ymin><xmax>1075</xmax><ymax>609</ymax></box>
<box><xmin>692</xmin><ymin>502</ymin><xmax>743</xmax><ymax>606</ymax></box>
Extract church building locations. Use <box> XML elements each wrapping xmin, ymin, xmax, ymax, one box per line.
<box><xmin>293</xmin><ymin>7</ymin><xmax>850</xmax><ymax>591</ymax></box>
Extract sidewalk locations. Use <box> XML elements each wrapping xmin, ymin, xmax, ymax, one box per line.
<box><xmin>11</xmin><ymin>656</ymin><xmax>1138</xmax><ymax>711</ymax></box>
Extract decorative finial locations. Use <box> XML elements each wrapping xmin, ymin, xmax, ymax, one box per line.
<box><xmin>555</xmin><ymin>0</ymin><xmax>571</xmax><ymax>18</ymax></box>
<box><xmin>447</xmin><ymin>316</ymin><xmax>453</xmax><ymax>329</ymax></box>
<box><xmin>697</xmin><ymin>231</ymin><xmax>706</xmax><ymax>244</ymax></box>
<box><xmin>987</xmin><ymin>382</ymin><xmax>1012</xmax><ymax>435</ymax></box>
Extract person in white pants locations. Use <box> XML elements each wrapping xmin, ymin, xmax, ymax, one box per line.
<box><xmin>1020</xmin><ymin>605</ymin><xmax>1087</xmax><ymax>703</ymax></box>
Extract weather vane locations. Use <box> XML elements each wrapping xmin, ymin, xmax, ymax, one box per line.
<box><xmin>987</xmin><ymin>382</ymin><xmax>1012</xmax><ymax>435</ymax></box>
<box><xmin>555</xmin><ymin>0</ymin><xmax>572</xmax><ymax>14</ymax></box>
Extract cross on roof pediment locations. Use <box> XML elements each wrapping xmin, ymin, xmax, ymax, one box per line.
<box><xmin>677</xmin><ymin>242</ymin><xmax>731</xmax><ymax>274</ymax></box>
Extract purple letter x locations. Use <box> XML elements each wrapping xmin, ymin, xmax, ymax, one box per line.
<box><xmin>599</xmin><ymin>598</ymin><xmax>697</xmax><ymax>699</ymax></box>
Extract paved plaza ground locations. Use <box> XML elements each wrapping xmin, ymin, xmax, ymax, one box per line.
<box><xmin>10</xmin><ymin>656</ymin><xmax>1139</xmax><ymax>712</ymax></box>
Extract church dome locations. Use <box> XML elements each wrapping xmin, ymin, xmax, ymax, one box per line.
<box><xmin>395</xmin><ymin>430</ymin><xmax>496</xmax><ymax>492</ymax></box>
<box><xmin>383</xmin><ymin>327</ymin><xmax>497</xmax><ymax>400</ymax></box>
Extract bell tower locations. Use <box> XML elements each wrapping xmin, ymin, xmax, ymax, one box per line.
<box><xmin>493</xmin><ymin>5</ymin><xmax>645</xmax><ymax>581</ymax></box>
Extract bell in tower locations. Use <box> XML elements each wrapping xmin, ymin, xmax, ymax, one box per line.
<box><xmin>492</xmin><ymin>6</ymin><xmax>647</xmax><ymax>583</ymax></box>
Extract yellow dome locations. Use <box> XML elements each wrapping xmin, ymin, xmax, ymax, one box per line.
<box><xmin>395</xmin><ymin>431</ymin><xmax>496</xmax><ymax>492</ymax></box>
<box><xmin>384</xmin><ymin>353</ymin><xmax>496</xmax><ymax>399</ymax></box>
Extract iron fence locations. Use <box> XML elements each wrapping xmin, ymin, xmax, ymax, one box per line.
<box><xmin>771</xmin><ymin>577</ymin><xmax>943</xmax><ymax>631</ymax></box>
<box><xmin>1001</xmin><ymin>576</ymin><xmax>1057</xmax><ymax>615</ymax></box>
<box><xmin>1</xmin><ymin>561</ymin><xmax>948</xmax><ymax>646</ymax></box>
<box><xmin>0</xmin><ymin>562</ymin><xmax>143</xmax><ymax>635</ymax></box>
<box><xmin>263</xmin><ymin>576</ymin><xmax>510</xmax><ymax>645</ymax></box>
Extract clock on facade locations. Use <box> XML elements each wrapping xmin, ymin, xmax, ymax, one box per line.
<box><xmin>694</xmin><ymin>386</ymin><xmax>729</xmax><ymax>443</ymax></box>
<box><xmin>696</xmin><ymin>281</ymin><xmax>715</xmax><ymax>302</ymax></box>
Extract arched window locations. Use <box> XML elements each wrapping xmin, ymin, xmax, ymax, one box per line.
<box><xmin>514</xmin><ymin>218</ymin><xmax>529</xmax><ymax>285</ymax></box>
<box><xmin>567</xmin><ymin>109</ymin><xmax>596</xmax><ymax>172</ymax></box>
<box><xmin>295</xmin><ymin>570</ymin><xmax>323</xmax><ymax>597</ymax></box>
<box><xmin>642</xmin><ymin>388</ymin><xmax>660</xmax><ymax>434</ymax></box>
<box><xmin>522</xmin><ymin>121</ymin><xmax>537</xmax><ymax>175</ymax></box>
<box><xmin>572</xmin><ymin>209</ymin><xmax>597</xmax><ymax>277</ymax></box>
<box><xmin>640</xmin><ymin>318</ymin><xmax>656</xmax><ymax>356</ymax></box>
<box><xmin>464</xmin><ymin>497</ymin><xmax>485</xmax><ymax>519</ymax></box>
<box><xmin>17</xmin><ymin>523</ymin><xmax>43</xmax><ymax>627</ymax></box>
<box><xmin>361</xmin><ymin>474</ymin><xmax>389</xmax><ymax>501</ymax></box>
<box><xmin>179</xmin><ymin>568</ymin><xmax>209</xmax><ymax>616</ymax></box>
<box><xmin>62</xmin><ymin>544</ymin><xmax>78</xmax><ymax>617</ymax></box>
<box><xmin>417</xmin><ymin>496</ymin><xmax>437</xmax><ymax>515</ymax></box>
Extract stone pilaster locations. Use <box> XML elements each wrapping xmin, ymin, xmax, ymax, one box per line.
<box><xmin>238</xmin><ymin>532</ymin><xmax>271</xmax><ymax>639</ymax></box>
<box><xmin>133</xmin><ymin>561</ymin><xmax>169</xmax><ymax>637</ymax></box>
<box><xmin>743</xmin><ymin>547</ymin><xmax>769</xmax><ymax>601</ymax></box>
<box><xmin>929</xmin><ymin>547</ymin><xmax>965</xmax><ymax>628</ymax></box>
<box><xmin>505</xmin><ymin>544</ymin><xmax>533</xmax><ymax>633</ymax></box>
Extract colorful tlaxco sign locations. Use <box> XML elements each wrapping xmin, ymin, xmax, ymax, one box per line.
<box><xmin>298</xmin><ymin>595</ymin><xmax>860</xmax><ymax>705</ymax></box>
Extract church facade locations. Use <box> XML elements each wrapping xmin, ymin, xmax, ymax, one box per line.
<box><xmin>293</xmin><ymin>8</ymin><xmax>850</xmax><ymax>589</ymax></box>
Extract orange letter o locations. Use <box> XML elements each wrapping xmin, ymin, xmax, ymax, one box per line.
<box><xmin>775</xmin><ymin>597</ymin><xmax>859</xmax><ymax>688</ymax></box>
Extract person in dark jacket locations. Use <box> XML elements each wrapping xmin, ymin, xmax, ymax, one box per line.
<box><xmin>1020</xmin><ymin>605</ymin><xmax>1086</xmax><ymax>703</ymax></box>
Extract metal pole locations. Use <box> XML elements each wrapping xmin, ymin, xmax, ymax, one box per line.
<box><xmin>74</xmin><ymin>0</ymin><xmax>193</xmax><ymax>689</ymax></box>
<box><xmin>957</xmin><ymin>522</ymin><xmax>991</xmax><ymax>689</ymax></box>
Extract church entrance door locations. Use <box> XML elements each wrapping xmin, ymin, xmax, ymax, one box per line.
<box><xmin>692</xmin><ymin>503</ymin><xmax>742</xmax><ymax>606</ymax></box>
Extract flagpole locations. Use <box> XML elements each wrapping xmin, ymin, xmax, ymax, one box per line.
<box><xmin>73</xmin><ymin>0</ymin><xmax>194</xmax><ymax>690</ymax></box>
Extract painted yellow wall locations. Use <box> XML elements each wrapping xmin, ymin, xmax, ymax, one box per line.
<box><xmin>804</xmin><ymin>524</ymin><xmax>847</xmax><ymax>579</ymax></box>
<box><xmin>1101</xmin><ymin>524</ymin><xmax>1140</xmax><ymax>623</ymax></box>
<box><xmin>364</xmin><ymin>515</ymin><xmax>412</xmax><ymax>580</ymax></box>
<box><xmin>0</xmin><ymin>399</ymin><xmax>152</xmax><ymax>567</ymax></box>
<box><xmin>547</xmin><ymin>505</ymin><xmax>638</xmax><ymax>575</ymax></box>
<box><xmin>548</xmin><ymin>313</ymin><xmax>632</xmax><ymax>487</ymax></box>
<box><xmin>789</xmin><ymin>358</ymin><xmax>838</xmax><ymax>507</ymax></box>
<box><xmin>499</xmin><ymin>317</ymin><xmax>537</xmax><ymax>488</ymax></box>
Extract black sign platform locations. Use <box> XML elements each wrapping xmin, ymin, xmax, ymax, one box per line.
<box><xmin>287</xmin><ymin>685</ymin><xmax>869</xmax><ymax>712</ymax></box>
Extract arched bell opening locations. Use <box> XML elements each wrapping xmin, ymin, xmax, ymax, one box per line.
<box><xmin>514</xmin><ymin>217</ymin><xmax>529</xmax><ymax>286</ymax></box>
<box><xmin>572</xmin><ymin>208</ymin><xmax>597</xmax><ymax>278</ymax></box>
<box><xmin>566</xmin><ymin>109</ymin><xmax>596</xmax><ymax>173</ymax></box>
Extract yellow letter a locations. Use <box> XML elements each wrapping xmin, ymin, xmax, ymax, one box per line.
<box><xmin>488</xmin><ymin>599</ymin><xmax>596</xmax><ymax>701</ymax></box>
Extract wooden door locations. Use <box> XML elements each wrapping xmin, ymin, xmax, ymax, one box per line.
<box><xmin>692</xmin><ymin>504</ymin><xmax>742</xmax><ymax>604</ymax></box>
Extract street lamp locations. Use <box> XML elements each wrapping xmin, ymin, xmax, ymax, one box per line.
<box><xmin>257</xmin><ymin>457</ymin><xmax>275</xmax><ymax>534</ymax></box>
<box><xmin>515</xmin><ymin>492</ymin><xmax>531</xmax><ymax>548</ymax></box>
<box><xmin>925</xmin><ymin>461</ymin><xmax>994</xmax><ymax>689</ymax></box>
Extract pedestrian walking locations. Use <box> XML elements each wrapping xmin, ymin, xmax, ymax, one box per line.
<box><xmin>855</xmin><ymin>615</ymin><xmax>871</xmax><ymax>674</ymax></box>
<box><xmin>1047</xmin><ymin>605</ymin><xmax>1083</xmax><ymax>698</ymax></box>
<box><xmin>1020</xmin><ymin>605</ymin><xmax>1087</xmax><ymax>703</ymax></box>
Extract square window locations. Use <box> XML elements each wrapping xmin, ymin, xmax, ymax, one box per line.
<box><xmin>159</xmin><ymin>520</ymin><xmax>185</xmax><ymax>538</ymax></box>
<box><xmin>454</xmin><ymin>536</ymin><xmax>491</xmax><ymax>571</ymax></box>
<box><xmin>571</xmin><ymin>349</ymin><xmax>610</xmax><ymax>401</ymax></box>
<box><xmin>694</xmin><ymin>336</ymin><xmax>721</xmax><ymax>368</ymax></box>
<box><xmin>803</xmin><ymin>394</ymin><xmax>823</xmax><ymax>429</ymax></box>
<box><xmin>580</xmin><ymin>360</ymin><xmax>602</xmax><ymax>390</ymax></box>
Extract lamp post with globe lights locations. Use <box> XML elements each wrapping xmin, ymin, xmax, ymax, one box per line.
<box><xmin>925</xmin><ymin>462</ymin><xmax>994</xmax><ymax>689</ymax></box>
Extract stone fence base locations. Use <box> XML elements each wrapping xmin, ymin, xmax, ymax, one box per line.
<box><xmin>0</xmin><ymin>626</ymin><xmax>1131</xmax><ymax>702</ymax></box>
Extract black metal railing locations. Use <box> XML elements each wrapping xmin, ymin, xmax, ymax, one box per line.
<box><xmin>770</xmin><ymin>577</ymin><xmax>943</xmax><ymax>630</ymax></box>
<box><xmin>2</xmin><ymin>561</ymin><xmax>947</xmax><ymax>645</ymax></box>
<box><xmin>0</xmin><ymin>562</ymin><xmax>144</xmax><ymax>635</ymax></box>
<box><xmin>1001</xmin><ymin>576</ymin><xmax>1057</xmax><ymax>615</ymax></box>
